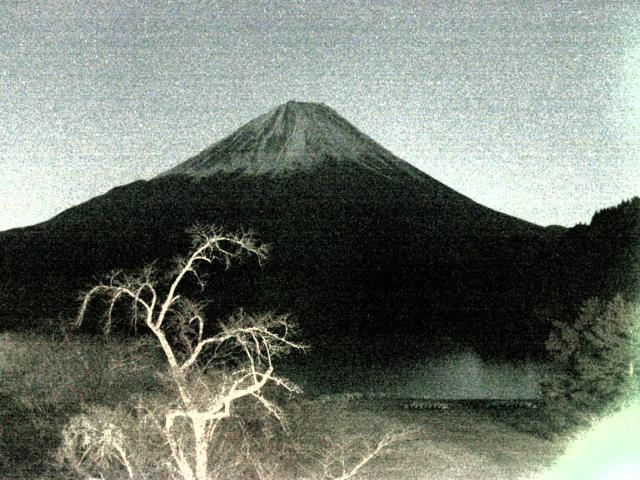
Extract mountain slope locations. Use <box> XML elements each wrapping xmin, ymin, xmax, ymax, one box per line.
<box><xmin>0</xmin><ymin>101</ymin><xmax>592</xmax><ymax>361</ymax></box>
<box><xmin>160</xmin><ymin>100</ymin><xmax>539</xmax><ymax>238</ymax></box>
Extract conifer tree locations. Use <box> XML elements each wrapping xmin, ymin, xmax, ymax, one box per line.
<box><xmin>541</xmin><ymin>295</ymin><xmax>639</xmax><ymax>431</ymax></box>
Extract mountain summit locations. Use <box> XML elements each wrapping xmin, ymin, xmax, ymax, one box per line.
<box><xmin>164</xmin><ymin>101</ymin><xmax>421</xmax><ymax>178</ymax></box>
<box><xmin>1</xmin><ymin>100</ymin><xmax>570</xmax><ymax>361</ymax></box>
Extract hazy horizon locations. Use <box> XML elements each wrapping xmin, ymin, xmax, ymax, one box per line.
<box><xmin>2</xmin><ymin>1</ymin><xmax>639</xmax><ymax>231</ymax></box>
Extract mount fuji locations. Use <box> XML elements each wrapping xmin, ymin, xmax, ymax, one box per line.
<box><xmin>4</xmin><ymin>101</ymin><xmax>631</xmax><ymax>361</ymax></box>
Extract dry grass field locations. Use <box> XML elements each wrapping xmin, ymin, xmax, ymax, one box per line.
<box><xmin>288</xmin><ymin>399</ymin><xmax>566</xmax><ymax>480</ymax></box>
<box><xmin>0</xmin><ymin>331</ymin><xmax>569</xmax><ymax>479</ymax></box>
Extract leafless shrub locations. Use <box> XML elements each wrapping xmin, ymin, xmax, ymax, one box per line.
<box><xmin>57</xmin><ymin>405</ymin><xmax>136</xmax><ymax>479</ymax></box>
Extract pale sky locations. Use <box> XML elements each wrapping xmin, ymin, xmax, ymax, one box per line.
<box><xmin>1</xmin><ymin>0</ymin><xmax>639</xmax><ymax>231</ymax></box>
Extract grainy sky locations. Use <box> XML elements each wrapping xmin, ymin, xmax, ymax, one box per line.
<box><xmin>1</xmin><ymin>0</ymin><xmax>639</xmax><ymax>231</ymax></box>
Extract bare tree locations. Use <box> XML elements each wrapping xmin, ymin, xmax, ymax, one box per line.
<box><xmin>75</xmin><ymin>226</ymin><xmax>305</xmax><ymax>480</ymax></box>
<box><xmin>72</xmin><ymin>225</ymin><xmax>406</xmax><ymax>480</ymax></box>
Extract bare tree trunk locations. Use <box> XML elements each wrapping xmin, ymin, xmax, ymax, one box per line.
<box><xmin>192</xmin><ymin>414</ymin><xmax>209</xmax><ymax>480</ymax></box>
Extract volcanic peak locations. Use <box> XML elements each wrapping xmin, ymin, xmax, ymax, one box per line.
<box><xmin>163</xmin><ymin>101</ymin><xmax>422</xmax><ymax>178</ymax></box>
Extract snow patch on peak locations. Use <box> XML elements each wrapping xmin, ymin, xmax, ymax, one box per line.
<box><xmin>162</xmin><ymin>101</ymin><xmax>424</xmax><ymax>179</ymax></box>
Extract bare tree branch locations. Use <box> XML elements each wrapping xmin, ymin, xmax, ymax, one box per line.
<box><xmin>74</xmin><ymin>226</ymin><xmax>302</xmax><ymax>480</ymax></box>
<box><xmin>319</xmin><ymin>429</ymin><xmax>417</xmax><ymax>480</ymax></box>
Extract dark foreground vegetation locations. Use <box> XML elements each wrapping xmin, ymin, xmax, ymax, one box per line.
<box><xmin>1</xmin><ymin>330</ymin><xmax>569</xmax><ymax>480</ymax></box>
<box><xmin>2</xmin><ymin>324</ymin><xmax>636</xmax><ymax>479</ymax></box>
<box><xmin>1</xmin><ymin>222</ymin><xmax>638</xmax><ymax>479</ymax></box>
